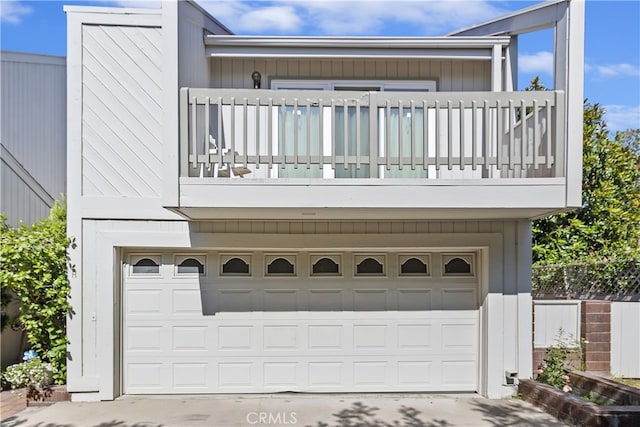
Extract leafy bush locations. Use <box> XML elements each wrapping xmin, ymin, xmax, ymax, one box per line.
<box><xmin>0</xmin><ymin>201</ymin><xmax>73</xmax><ymax>384</ymax></box>
<box><xmin>2</xmin><ymin>352</ymin><xmax>52</xmax><ymax>391</ymax></box>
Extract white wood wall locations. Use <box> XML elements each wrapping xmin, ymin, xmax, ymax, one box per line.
<box><xmin>209</xmin><ymin>58</ymin><xmax>491</xmax><ymax>91</ymax></box>
<box><xmin>1</xmin><ymin>52</ymin><xmax>66</xmax><ymax>226</ymax></box>
<box><xmin>611</xmin><ymin>302</ymin><xmax>640</xmax><ymax>377</ymax></box>
<box><xmin>533</xmin><ymin>300</ymin><xmax>581</xmax><ymax>347</ymax></box>
<box><xmin>80</xmin><ymin>25</ymin><xmax>163</xmax><ymax>198</ymax></box>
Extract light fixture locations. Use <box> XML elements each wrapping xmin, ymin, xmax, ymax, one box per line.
<box><xmin>251</xmin><ymin>71</ymin><xmax>261</xmax><ymax>89</ymax></box>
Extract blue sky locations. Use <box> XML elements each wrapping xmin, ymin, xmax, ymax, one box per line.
<box><xmin>1</xmin><ymin>0</ymin><xmax>639</xmax><ymax>131</ymax></box>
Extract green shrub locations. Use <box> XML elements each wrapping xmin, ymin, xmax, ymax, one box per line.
<box><xmin>3</xmin><ymin>356</ymin><xmax>52</xmax><ymax>391</ymax></box>
<box><xmin>0</xmin><ymin>201</ymin><xmax>73</xmax><ymax>384</ymax></box>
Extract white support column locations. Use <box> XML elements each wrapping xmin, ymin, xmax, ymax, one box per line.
<box><xmin>516</xmin><ymin>220</ymin><xmax>533</xmax><ymax>380</ymax></box>
<box><xmin>555</xmin><ymin>0</ymin><xmax>584</xmax><ymax>207</ymax></box>
<box><xmin>505</xmin><ymin>36</ymin><xmax>518</xmax><ymax>91</ymax></box>
<box><xmin>491</xmin><ymin>44</ymin><xmax>503</xmax><ymax>92</ymax></box>
<box><xmin>64</xmin><ymin>9</ymin><xmax>99</xmax><ymax>394</ymax></box>
<box><xmin>161</xmin><ymin>0</ymin><xmax>180</xmax><ymax>207</ymax></box>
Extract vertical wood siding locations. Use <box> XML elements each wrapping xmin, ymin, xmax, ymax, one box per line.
<box><xmin>1</xmin><ymin>52</ymin><xmax>66</xmax><ymax>224</ymax></box>
<box><xmin>81</xmin><ymin>25</ymin><xmax>163</xmax><ymax>197</ymax></box>
<box><xmin>210</xmin><ymin>58</ymin><xmax>491</xmax><ymax>91</ymax></box>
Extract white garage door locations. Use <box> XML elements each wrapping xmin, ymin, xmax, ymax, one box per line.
<box><xmin>123</xmin><ymin>251</ymin><xmax>480</xmax><ymax>394</ymax></box>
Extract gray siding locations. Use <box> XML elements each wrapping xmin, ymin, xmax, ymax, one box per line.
<box><xmin>209</xmin><ymin>58</ymin><xmax>491</xmax><ymax>91</ymax></box>
<box><xmin>178</xmin><ymin>0</ymin><xmax>231</xmax><ymax>88</ymax></box>
<box><xmin>0</xmin><ymin>52</ymin><xmax>66</xmax><ymax>226</ymax></box>
<box><xmin>81</xmin><ymin>25</ymin><xmax>163</xmax><ymax>197</ymax></box>
<box><xmin>1</xmin><ymin>164</ymin><xmax>51</xmax><ymax>226</ymax></box>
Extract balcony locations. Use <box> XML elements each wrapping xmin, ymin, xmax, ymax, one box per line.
<box><xmin>175</xmin><ymin>88</ymin><xmax>571</xmax><ymax>220</ymax></box>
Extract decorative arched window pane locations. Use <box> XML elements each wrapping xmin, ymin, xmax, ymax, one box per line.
<box><xmin>177</xmin><ymin>258</ymin><xmax>205</xmax><ymax>274</ymax></box>
<box><xmin>222</xmin><ymin>257</ymin><xmax>250</xmax><ymax>275</ymax></box>
<box><xmin>132</xmin><ymin>258</ymin><xmax>160</xmax><ymax>274</ymax></box>
<box><xmin>267</xmin><ymin>258</ymin><xmax>295</xmax><ymax>275</ymax></box>
<box><xmin>401</xmin><ymin>258</ymin><xmax>428</xmax><ymax>275</ymax></box>
<box><xmin>444</xmin><ymin>257</ymin><xmax>472</xmax><ymax>275</ymax></box>
<box><xmin>312</xmin><ymin>257</ymin><xmax>340</xmax><ymax>275</ymax></box>
<box><xmin>356</xmin><ymin>257</ymin><xmax>384</xmax><ymax>275</ymax></box>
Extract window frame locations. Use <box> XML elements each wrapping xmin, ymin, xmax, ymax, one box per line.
<box><xmin>128</xmin><ymin>254</ymin><xmax>162</xmax><ymax>277</ymax></box>
<box><xmin>219</xmin><ymin>254</ymin><xmax>252</xmax><ymax>277</ymax></box>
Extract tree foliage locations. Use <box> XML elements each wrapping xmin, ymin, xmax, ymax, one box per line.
<box><xmin>533</xmin><ymin>101</ymin><xmax>640</xmax><ymax>264</ymax></box>
<box><xmin>0</xmin><ymin>201</ymin><xmax>73</xmax><ymax>384</ymax></box>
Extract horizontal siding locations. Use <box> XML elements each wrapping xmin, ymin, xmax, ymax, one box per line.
<box><xmin>190</xmin><ymin>220</ymin><xmax>504</xmax><ymax>234</ymax></box>
<box><xmin>0</xmin><ymin>53</ymin><xmax>66</xmax><ymax>200</ymax></box>
<box><xmin>209</xmin><ymin>58</ymin><xmax>491</xmax><ymax>91</ymax></box>
<box><xmin>81</xmin><ymin>25</ymin><xmax>163</xmax><ymax>198</ymax></box>
<box><xmin>1</xmin><ymin>162</ymin><xmax>51</xmax><ymax>227</ymax></box>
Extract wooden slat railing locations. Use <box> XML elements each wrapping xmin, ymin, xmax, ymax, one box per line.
<box><xmin>180</xmin><ymin>88</ymin><xmax>565</xmax><ymax>179</ymax></box>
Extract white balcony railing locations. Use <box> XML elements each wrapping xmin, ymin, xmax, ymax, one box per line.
<box><xmin>180</xmin><ymin>88</ymin><xmax>564</xmax><ymax>180</ymax></box>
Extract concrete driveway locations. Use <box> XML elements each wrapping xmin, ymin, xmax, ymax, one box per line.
<box><xmin>1</xmin><ymin>393</ymin><xmax>566</xmax><ymax>427</ymax></box>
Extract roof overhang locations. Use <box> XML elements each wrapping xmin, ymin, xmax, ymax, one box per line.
<box><xmin>204</xmin><ymin>36</ymin><xmax>510</xmax><ymax>60</ymax></box>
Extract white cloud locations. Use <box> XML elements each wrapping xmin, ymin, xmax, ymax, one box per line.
<box><xmin>113</xmin><ymin>0</ymin><xmax>161</xmax><ymax>8</ymax></box>
<box><xmin>586</xmin><ymin>63</ymin><xmax>640</xmax><ymax>78</ymax></box>
<box><xmin>0</xmin><ymin>0</ymin><xmax>32</xmax><ymax>24</ymax></box>
<box><xmin>198</xmin><ymin>0</ymin><xmax>508</xmax><ymax>35</ymax></box>
<box><xmin>603</xmin><ymin>105</ymin><xmax>640</xmax><ymax>132</ymax></box>
<box><xmin>237</xmin><ymin>6</ymin><xmax>301</xmax><ymax>32</ymax></box>
<box><xmin>519</xmin><ymin>51</ymin><xmax>554</xmax><ymax>76</ymax></box>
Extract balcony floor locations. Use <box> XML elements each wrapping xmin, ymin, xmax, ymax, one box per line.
<box><xmin>173</xmin><ymin>177</ymin><xmax>570</xmax><ymax>220</ymax></box>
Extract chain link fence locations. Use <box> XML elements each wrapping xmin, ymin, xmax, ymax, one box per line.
<box><xmin>532</xmin><ymin>259</ymin><xmax>640</xmax><ymax>300</ymax></box>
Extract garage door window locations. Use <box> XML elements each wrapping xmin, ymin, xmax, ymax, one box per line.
<box><xmin>399</xmin><ymin>255</ymin><xmax>430</xmax><ymax>276</ymax></box>
<box><xmin>266</xmin><ymin>255</ymin><xmax>296</xmax><ymax>276</ymax></box>
<box><xmin>443</xmin><ymin>255</ymin><xmax>474</xmax><ymax>276</ymax></box>
<box><xmin>130</xmin><ymin>255</ymin><xmax>161</xmax><ymax>276</ymax></box>
<box><xmin>176</xmin><ymin>256</ymin><xmax>205</xmax><ymax>276</ymax></box>
<box><xmin>221</xmin><ymin>255</ymin><xmax>251</xmax><ymax>276</ymax></box>
<box><xmin>311</xmin><ymin>255</ymin><xmax>341</xmax><ymax>276</ymax></box>
<box><xmin>355</xmin><ymin>255</ymin><xmax>385</xmax><ymax>276</ymax></box>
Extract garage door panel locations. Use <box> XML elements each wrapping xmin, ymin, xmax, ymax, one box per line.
<box><xmin>124</xmin><ymin>252</ymin><xmax>480</xmax><ymax>394</ymax></box>
<box><xmin>308</xmin><ymin>290</ymin><xmax>343</xmax><ymax>310</ymax></box>
<box><xmin>398</xmin><ymin>289</ymin><xmax>432</xmax><ymax>310</ymax></box>
<box><xmin>442</xmin><ymin>289</ymin><xmax>478</xmax><ymax>310</ymax></box>
<box><xmin>263</xmin><ymin>325</ymin><xmax>299</xmax><ymax>350</ymax></box>
<box><xmin>218</xmin><ymin>362</ymin><xmax>255</xmax><ymax>387</ymax></box>
<box><xmin>127</xmin><ymin>289</ymin><xmax>162</xmax><ymax>314</ymax></box>
<box><xmin>171</xmin><ymin>289</ymin><xmax>202</xmax><ymax>315</ymax></box>
<box><xmin>218</xmin><ymin>325</ymin><xmax>254</xmax><ymax>350</ymax></box>
<box><xmin>263</xmin><ymin>290</ymin><xmax>298</xmax><ymax>311</ymax></box>
<box><xmin>398</xmin><ymin>361</ymin><xmax>433</xmax><ymax>385</ymax></box>
<box><xmin>398</xmin><ymin>324</ymin><xmax>434</xmax><ymax>349</ymax></box>
<box><xmin>442</xmin><ymin>323</ymin><xmax>477</xmax><ymax>350</ymax></box>
<box><xmin>442</xmin><ymin>360</ymin><xmax>477</xmax><ymax>386</ymax></box>
<box><xmin>308</xmin><ymin>325</ymin><xmax>343</xmax><ymax>350</ymax></box>
<box><xmin>127</xmin><ymin>326</ymin><xmax>163</xmax><ymax>352</ymax></box>
<box><xmin>172</xmin><ymin>363</ymin><xmax>208</xmax><ymax>389</ymax></box>
<box><xmin>172</xmin><ymin>326</ymin><xmax>208</xmax><ymax>351</ymax></box>
<box><xmin>353</xmin><ymin>289</ymin><xmax>388</xmax><ymax>310</ymax></box>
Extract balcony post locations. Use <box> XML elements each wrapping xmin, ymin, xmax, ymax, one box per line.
<box><xmin>369</xmin><ymin>91</ymin><xmax>379</xmax><ymax>178</ymax></box>
<box><xmin>179</xmin><ymin>87</ymin><xmax>189</xmax><ymax>177</ymax></box>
